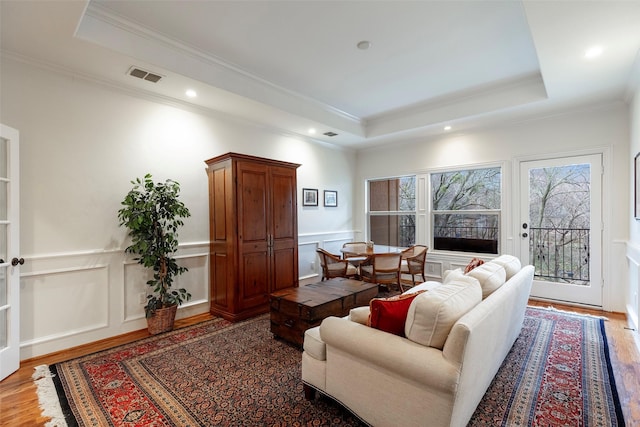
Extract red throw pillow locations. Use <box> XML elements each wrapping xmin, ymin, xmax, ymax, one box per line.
<box><xmin>368</xmin><ymin>291</ymin><xmax>426</xmax><ymax>337</ymax></box>
<box><xmin>464</xmin><ymin>257</ymin><xmax>485</xmax><ymax>274</ymax></box>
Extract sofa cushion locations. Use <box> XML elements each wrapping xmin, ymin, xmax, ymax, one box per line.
<box><xmin>369</xmin><ymin>291</ymin><xmax>426</xmax><ymax>337</ymax></box>
<box><xmin>405</xmin><ymin>279</ymin><xmax>481</xmax><ymax>349</ymax></box>
<box><xmin>464</xmin><ymin>261</ymin><xmax>507</xmax><ymax>298</ymax></box>
<box><xmin>443</xmin><ymin>268</ymin><xmax>481</xmax><ymax>287</ymax></box>
<box><xmin>349</xmin><ymin>306</ymin><xmax>371</xmax><ymax>325</ymax></box>
<box><xmin>401</xmin><ymin>281</ymin><xmax>442</xmax><ymax>295</ymax></box>
<box><xmin>303</xmin><ymin>326</ymin><xmax>326</xmax><ymax>360</ymax></box>
<box><xmin>490</xmin><ymin>254</ymin><xmax>522</xmax><ymax>280</ymax></box>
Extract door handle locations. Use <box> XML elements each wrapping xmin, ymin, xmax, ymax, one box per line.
<box><xmin>11</xmin><ymin>257</ymin><xmax>24</xmax><ymax>266</ymax></box>
<box><xmin>522</xmin><ymin>233</ymin><xmax>528</xmax><ymax>238</ymax></box>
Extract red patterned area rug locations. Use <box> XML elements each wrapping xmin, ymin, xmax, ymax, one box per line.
<box><xmin>33</xmin><ymin>307</ymin><xmax>624</xmax><ymax>426</ymax></box>
<box><xmin>469</xmin><ymin>307</ymin><xmax>624</xmax><ymax>427</ymax></box>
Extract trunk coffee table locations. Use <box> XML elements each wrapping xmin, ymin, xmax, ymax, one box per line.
<box><xmin>270</xmin><ymin>278</ymin><xmax>378</xmax><ymax>346</ymax></box>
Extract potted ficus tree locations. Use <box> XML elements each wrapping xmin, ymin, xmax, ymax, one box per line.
<box><xmin>118</xmin><ymin>174</ymin><xmax>192</xmax><ymax>334</ymax></box>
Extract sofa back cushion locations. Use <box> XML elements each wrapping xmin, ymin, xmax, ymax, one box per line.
<box><xmin>490</xmin><ymin>254</ymin><xmax>522</xmax><ymax>280</ymax></box>
<box><xmin>404</xmin><ymin>278</ymin><xmax>481</xmax><ymax>349</ymax></box>
<box><xmin>464</xmin><ymin>262</ymin><xmax>506</xmax><ymax>299</ymax></box>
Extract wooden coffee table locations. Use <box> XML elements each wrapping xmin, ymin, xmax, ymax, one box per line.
<box><xmin>269</xmin><ymin>278</ymin><xmax>378</xmax><ymax>346</ymax></box>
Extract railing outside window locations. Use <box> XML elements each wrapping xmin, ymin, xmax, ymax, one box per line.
<box><xmin>433</xmin><ymin>220</ymin><xmax>498</xmax><ymax>254</ymax></box>
<box><xmin>529</xmin><ymin>226</ymin><xmax>590</xmax><ymax>285</ymax></box>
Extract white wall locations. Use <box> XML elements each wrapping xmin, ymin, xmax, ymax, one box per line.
<box><xmin>1</xmin><ymin>57</ymin><xmax>357</xmax><ymax>359</ymax></box>
<box><xmin>355</xmin><ymin>103</ymin><xmax>630</xmax><ymax>312</ymax></box>
<box><xmin>627</xmin><ymin>85</ymin><xmax>640</xmax><ymax>332</ymax></box>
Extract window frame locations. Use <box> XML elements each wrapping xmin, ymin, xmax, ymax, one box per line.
<box><xmin>366</xmin><ymin>175</ymin><xmax>417</xmax><ymax>247</ymax></box>
<box><xmin>429</xmin><ymin>164</ymin><xmax>503</xmax><ymax>255</ymax></box>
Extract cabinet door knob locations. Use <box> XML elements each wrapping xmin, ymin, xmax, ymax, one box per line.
<box><xmin>11</xmin><ymin>257</ymin><xmax>24</xmax><ymax>266</ymax></box>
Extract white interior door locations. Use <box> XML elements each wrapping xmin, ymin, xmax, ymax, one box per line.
<box><xmin>519</xmin><ymin>154</ymin><xmax>602</xmax><ymax>307</ymax></box>
<box><xmin>0</xmin><ymin>124</ymin><xmax>20</xmax><ymax>381</ymax></box>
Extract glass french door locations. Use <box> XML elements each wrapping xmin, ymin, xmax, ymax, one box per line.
<box><xmin>519</xmin><ymin>154</ymin><xmax>602</xmax><ymax>307</ymax></box>
<box><xmin>0</xmin><ymin>124</ymin><xmax>20</xmax><ymax>381</ymax></box>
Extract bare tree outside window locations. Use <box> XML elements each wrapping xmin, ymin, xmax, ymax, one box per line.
<box><xmin>431</xmin><ymin>167</ymin><xmax>501</xmax><ymax>254</ymax></box>
<box><xmin>528</xmin><ymin>164</ymin><xmax>590</xmax><ymax>284</ymax></box>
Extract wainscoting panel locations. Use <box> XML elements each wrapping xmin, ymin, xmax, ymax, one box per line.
<box><xmin>626</xmin><ymin>242</ymin><xmax>640</xmax><ymax>331</ymax></box>
<box><xmin>123</xmin><ymin>251</ymin><xmax>209</xmax><ymax>322</ymax></box>
<box><xmin>19</xmin><ymin>244</ymin><xmax>210</xmax><ymax>359</ymax></box>
<box><xmin>298</xmin><ymin>231</ymin><xmax>358</xmax><ymax>281</ymax></box>
<box><xmin>20</xmin><ymin>265</ymin><xmax>109</xmax><ymax>345</ymax></box>
<box><xmin>298</xmin><ymin>241</ymin><xmax>319</xmax><ymax>280</ymax></box>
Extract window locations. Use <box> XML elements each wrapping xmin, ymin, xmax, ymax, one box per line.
<box><xmin>431</xmin><ymin>167</ymin><xmax>501</xmax><ymax>254</ymax></box>
<box><xmin>367</xmin><ymin>176</ymin><xmax>416</xmax><ymax>247</ymax></box>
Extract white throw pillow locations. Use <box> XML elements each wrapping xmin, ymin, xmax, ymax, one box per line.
<box><xmin>490</xmin><ymin>254</ymin><xmax>522</xmax><ymax>280</ymax></box>
<box><xmin>404</xmin><ymin>278</ymin><xmax>481</xmax><ymax>349</ymax></box>
<box><xmin>465</xmin><ymin>262</ymin><xmax>506</xmax><ymax>299</ymax></box>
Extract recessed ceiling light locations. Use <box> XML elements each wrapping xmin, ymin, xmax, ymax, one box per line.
<box><xmin>357</xmin><ymin>40</ymin><xmax>371</xmax><ymax>50</ymax></box>
<box><xmin>584</xmin><ymin>45</ymin><xmax>603</xmax><ymax>59</ymax></box>
<box><xmin>444</xmin><ymin>125</ymin><xmax>452</xmax><ymax>131</ymax></box>
<box><xmin>308</xmin><ymin>128</ymin><xmax>316</xmax><ymax>135</ymax></box>
<box><xmin>186</xmin><ymin>89</ymin><xmax>197</xmax><ymax>98</ymax></box>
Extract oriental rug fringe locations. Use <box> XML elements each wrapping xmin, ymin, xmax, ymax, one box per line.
<box><xmin>34</xmin><ymin>307</ymin><xmax>624</xmax><ymax>426</ymax></box>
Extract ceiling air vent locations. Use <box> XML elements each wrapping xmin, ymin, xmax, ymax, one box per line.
<box><xmin>128</xmin><ymin>66</ymin><xmax>163</xmax><ymax>83</ymax></box>
<box><xmin>323</xmin><ymin>131</ymin><xmax>338</xmax><ymax>137</ymax></box>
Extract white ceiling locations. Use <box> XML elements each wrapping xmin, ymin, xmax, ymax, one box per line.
<box><xmin>2</xmin><ymin>1</ymin><xmax>640</xmax><ymax>149</ymax></box>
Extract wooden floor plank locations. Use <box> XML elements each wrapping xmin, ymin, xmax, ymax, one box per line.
<box><xmin>1</xmin><ymin>304</ymin><xmax>638</xmax><ymax>426</ymax></box>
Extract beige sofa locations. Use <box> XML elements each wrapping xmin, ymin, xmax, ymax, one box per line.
<box><xmin>302</xmin><ymin>255</ymin><xmax>534</xmax><ymax>427</ymax></box>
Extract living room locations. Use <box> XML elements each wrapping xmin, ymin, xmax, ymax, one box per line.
<box><xmin>0</xmin><ymin>0</ymin><xmax>639</xmax><ymax>425</ymax></box>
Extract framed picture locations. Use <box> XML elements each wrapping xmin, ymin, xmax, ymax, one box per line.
<box><xmin>635</xmin><ymin>153</ymin><xmax>640</xmax><ymax>219</ymax></box>
<box><xmin>302</xmin><ymin>188</ymin><xmax>318</xmax><ymax>206</ymax></box>
<box><xmin>324</xmin><ymin>190</ymin><xmax>338</xmax><ymax>207</ymax></box>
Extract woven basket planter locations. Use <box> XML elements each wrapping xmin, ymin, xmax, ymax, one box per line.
<box><xmin>147</xmin><ymin>304</ymin><xmax>178</xmax><ymax>335</ymax></box>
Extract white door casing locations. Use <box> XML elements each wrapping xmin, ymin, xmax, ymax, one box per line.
<box><xmin>519</xmin><ymin>154</ymin><xmax>603</xmax><ymax>307</ymax></box>
<box><xmin>0</xmin><ymin>124</ymin><xmax>20</xmax><ymax>381</ymax></box>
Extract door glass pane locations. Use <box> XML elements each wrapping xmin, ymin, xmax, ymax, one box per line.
<box><xmin>528</xmin><ymin>163</ymin><xmax>591</xmax><ymax>285</ymax></box>
<box><xmin>0</xmin><ymin>309</ymin><xmax>6</xmax><ymax>349</ymax></box>
<box><xmin>0</xmin><ymin>224</ymin><xmax>5</xmax><ymax>264</ymax></box>
<box><xmin>0</xmin><ymin>138</ymin><xmax>6</xmax><ymax>179</ymax></box>
<box><xmin>0</xmin><ymin>182</ymin><xmax>6</xmax><ymax>221</ymax></box>
<box><xmin>0</xmin><ymin>266</ymin><xmax>6</xmax><ymax>305</ymax></box>
<box><xmin>0</xmin><ymin>264</ymin><xmax>6</xmax><ymax>350</ymax></box>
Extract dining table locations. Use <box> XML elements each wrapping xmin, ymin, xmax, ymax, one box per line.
<box><xmin>340</xmin><ymin>245</ymin><xmax>405</xmax><ymax>270</ymax></box>
<box><xmin>340</xmin><ymin>244</ymin><xmax>404</xmax><ymax>259</ymax></box>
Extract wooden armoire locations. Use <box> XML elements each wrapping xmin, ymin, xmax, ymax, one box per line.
<box><xmin>205</xmin><ymin>152</ymin><xmax>300</xmax><ymax>321</ymax></box>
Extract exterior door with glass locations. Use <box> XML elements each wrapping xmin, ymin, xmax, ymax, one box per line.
<box><xmin>0</xmin><ymin>124</ymin><xmax>20</xmax><ymax>381</ymax></box>
<box><xmin>519</xmin><ymin>154</ymin><xmax>602</xmax><ymax>307</ymax></box>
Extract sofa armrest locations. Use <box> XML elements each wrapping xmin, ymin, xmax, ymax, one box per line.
<box><xmin>320</xmin><ymin>316</ymin><xmax>460</xmax><ymax>394</ymax></box>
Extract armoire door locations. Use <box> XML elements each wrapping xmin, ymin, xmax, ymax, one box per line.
<box><xmin>270</xmin><ymin>165</ymin><xmax>298</xmax><ymax>292</ymax></box>
<box><xmin>237</xmin><ymin>161</ymin><xmax>271</xmax><ymax>310</ymax></box>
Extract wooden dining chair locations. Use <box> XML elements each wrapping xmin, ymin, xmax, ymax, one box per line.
<box><xmin>317</xmin><ymin>248</ymin><xmax>358</xmax><ymax>280</ymax></box>
<box><xmin>401</xmin><ymin>245</ymin><xmax>428</xmax><ymax>287</ymax></box>
<box><xmin>359</xmin><ymin>252</ymin><xmax>403</xmax><ymax>292</ymax></box>
<box><xmin>341</xmin><ymin>241</ymin><xmax>369</xmax><ymax>267</ymax></box>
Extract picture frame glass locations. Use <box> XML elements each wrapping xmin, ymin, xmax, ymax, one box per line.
<box><xmin>324</xmin><ymin>190</ymin><xmax>337</xmax><ymax>207</ymax></box>
<box><xmin>303</xmin><ymin>188</ymin><xmax>318</xmax><ymax>206</ymax></box>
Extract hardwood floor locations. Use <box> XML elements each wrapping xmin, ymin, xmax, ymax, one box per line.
<box><xmin>1</xmin><ymin>304</ymin><xmax>638</xmax><ymax>426</ymax></box>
